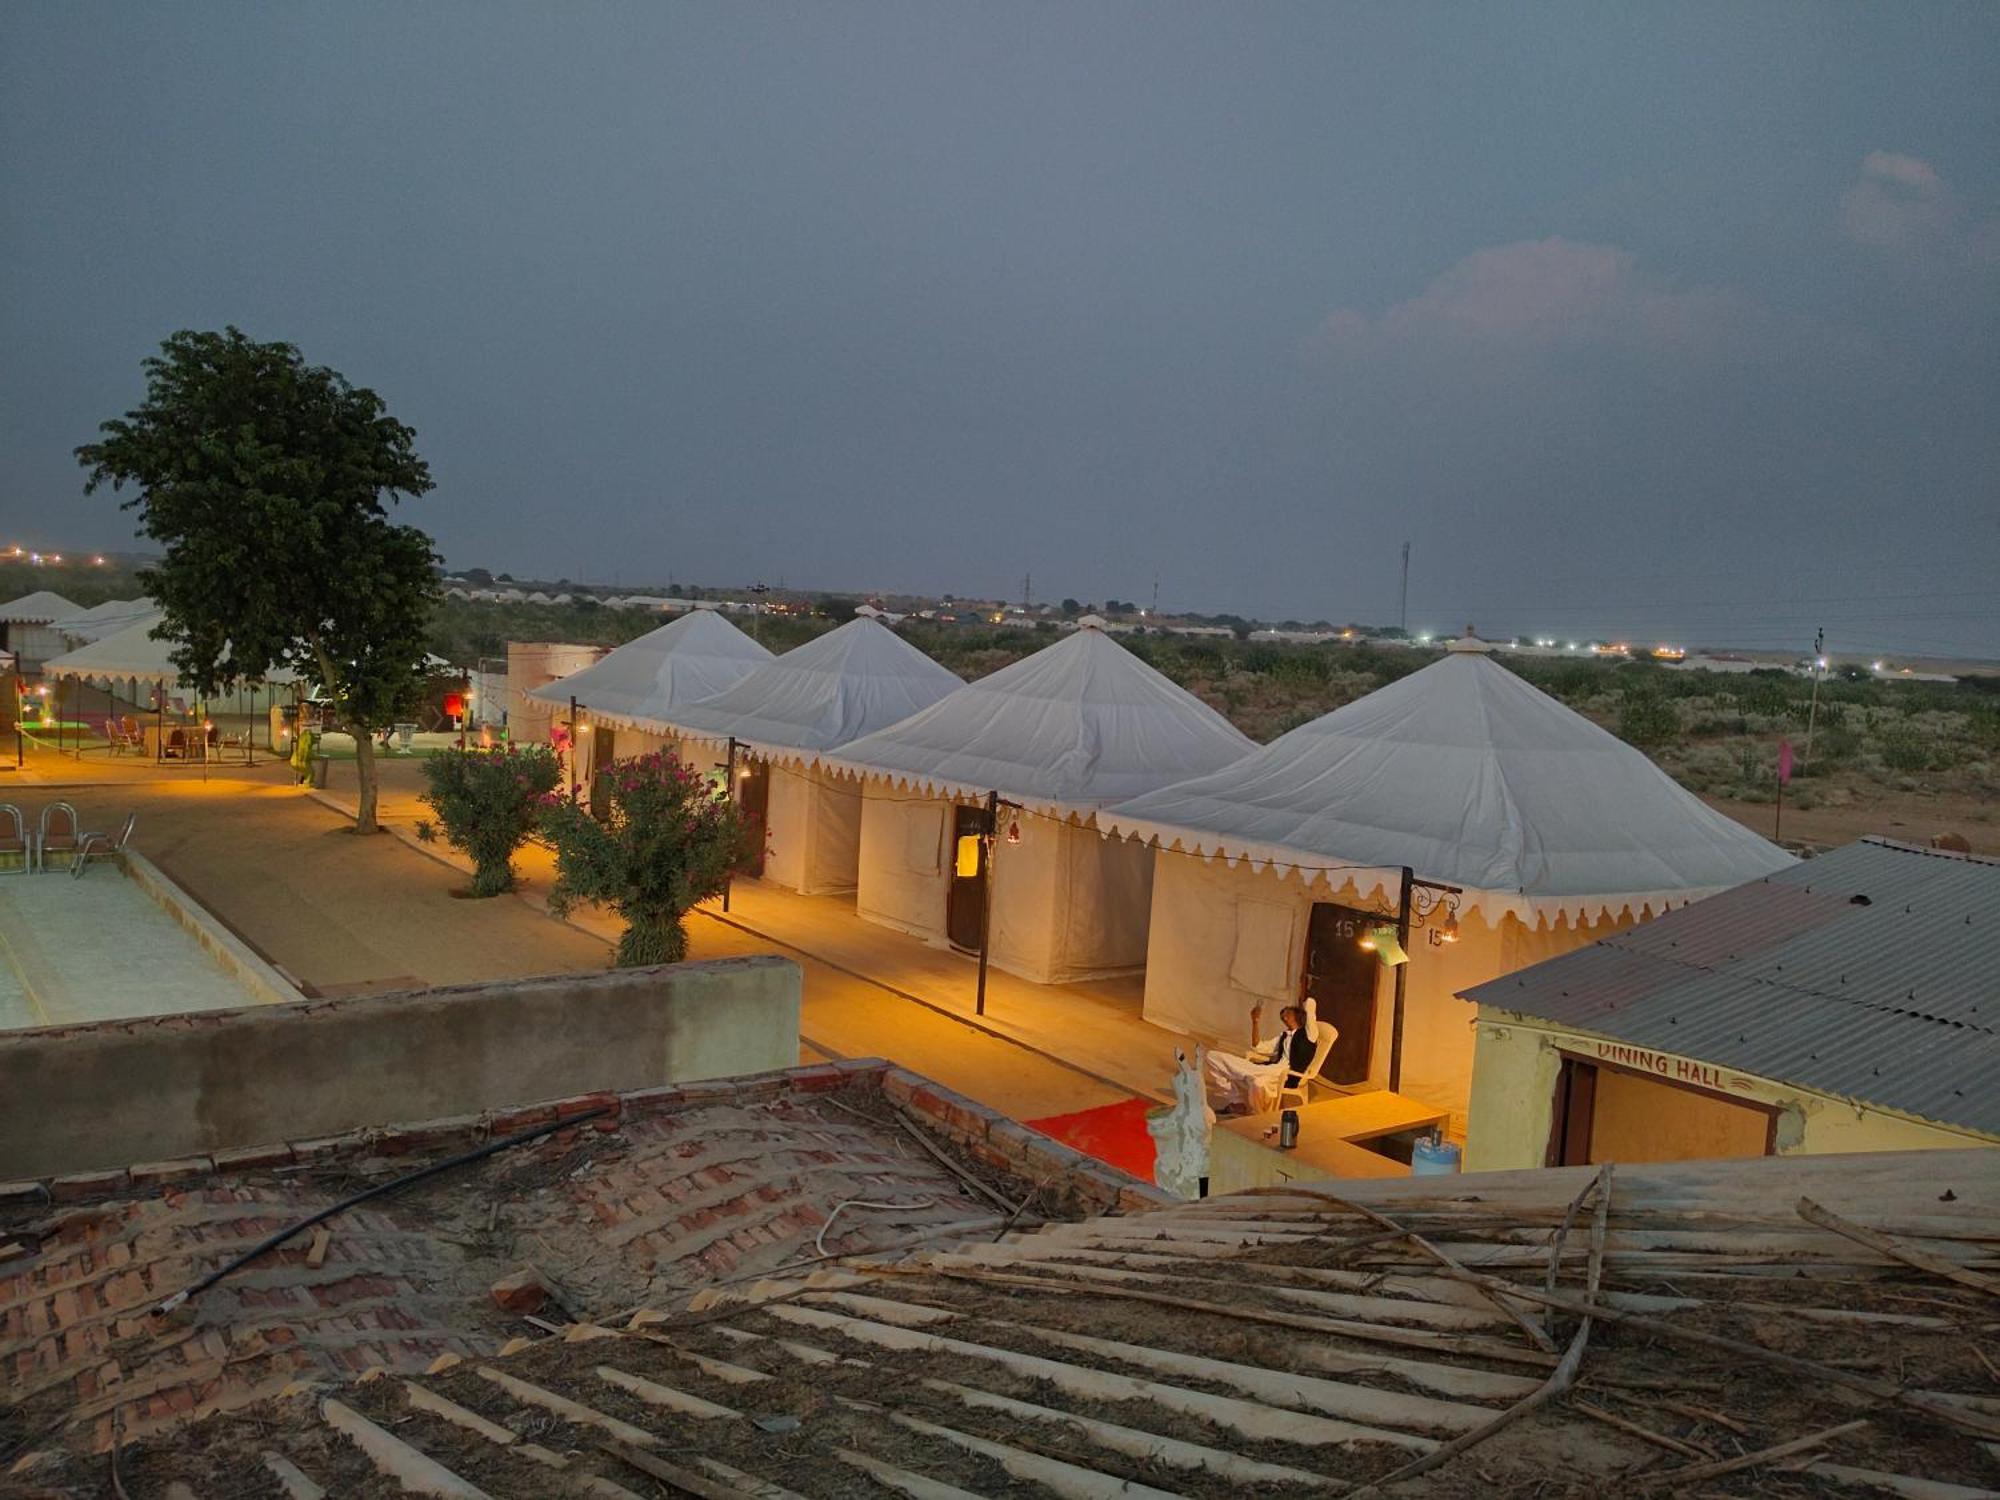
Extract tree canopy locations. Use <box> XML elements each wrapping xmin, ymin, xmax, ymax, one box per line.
<box><xmin>77</xmin><ymin>327</ymin><xmax>441</xmax><ymax>830</ymax></box>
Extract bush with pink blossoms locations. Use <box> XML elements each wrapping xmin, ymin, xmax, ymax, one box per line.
<box><xmin>416</xmin><ymin>744</ymin><xmax>563</xmax><ymax>897</ymax></box>
<box><xmin>538</xmin><ymin>750</ymin><xmax>760</xmax><ymax>966</ymax></box>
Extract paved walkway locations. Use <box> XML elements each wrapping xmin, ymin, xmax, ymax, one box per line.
<box><xmin>325</xmin><ymin>756</ymin><xmax>1188</xmax><ymax>1105</ymax></box>
<box><xmin>12</xmin><ymin>748</ymin><xmax>1144</xmax><ymax>1124</ymax></box>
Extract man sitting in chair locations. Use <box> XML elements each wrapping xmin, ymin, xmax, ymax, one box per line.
<box><xmin>1203</xmin><ymin>998</ymin><xmax>1333</xmax><ymax>1116</ymax></box>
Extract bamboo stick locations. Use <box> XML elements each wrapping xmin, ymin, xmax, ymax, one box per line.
<box><xmin>1630</xmin><ymin>1419</ymin><xmax>1869</xmax><ymax>1488</ymax></box>
<box><xmin>1798</xmin><ymin>1198</ymin><xmax>2000</xmax><ymax>1299</ymax></box>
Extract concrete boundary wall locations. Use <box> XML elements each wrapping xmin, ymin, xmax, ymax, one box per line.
<box><xmin>0</xmin><ymin>955</ymin><xmax>800</xmax><ymax>1177</ymax></box>
<box><xmin>117</xmin><ymin>848</ymin><xmax>305</xmax><ymax>1008</ymax></box>
<box><xmin>4</xmin><ymin>1057</ymin><xmax>1169</xmax><ymax>1219</ymax></box>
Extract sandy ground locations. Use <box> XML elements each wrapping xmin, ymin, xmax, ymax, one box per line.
<box><xmin>1705</xmin><ymin>786</ymin><xmax>1998</xmax><ymax>854</ymax></box>
<box><xmin>11</xmin><ymin>746</ymin><xmax>1137</xmax><ymax>1124</ymax></box>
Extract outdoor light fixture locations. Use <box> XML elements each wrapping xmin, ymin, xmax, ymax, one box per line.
<box><xmin>1364</xmin><ymin>926</ymin><xmax>1409</xmax><ymax>966</ymax></box>
<box><xmin>955</xmin><ymin>835</ymin><xmax>982</xmax><ymax>879</ymax></box>
<box><xmin>1005</xmin><ymin>819</ymin><xmax>1021</xmax><ymax>845</ymax></box>
<box><xmin>1435</xmin><ymin>910</ymin><xmax>1460</xmax><ymax>946</ymax></box>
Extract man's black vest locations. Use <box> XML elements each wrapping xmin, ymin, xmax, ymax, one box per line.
<box><xmin>1266</xmin><ymin>1025</ymin><xmax>1315</xmax><ymax>1079</ymax></box>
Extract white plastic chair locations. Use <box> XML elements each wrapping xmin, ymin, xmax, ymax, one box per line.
<box><xmin>1277</xmin><ymin>998</ymin><xmax>1337</xmax><ymax>1111</ymax></box>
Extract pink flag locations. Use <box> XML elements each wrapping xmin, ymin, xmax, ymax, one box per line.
<box><xmin>1778</xmin><ymin>739</ymin><xmax>1794</xmax><ymax>784</ymax></box>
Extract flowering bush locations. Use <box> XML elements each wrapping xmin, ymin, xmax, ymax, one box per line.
<box><xmin>539</xmin><ymin>750</ymin><xmax>761</xmax><ymax>967</ymax></box>
<box><xmin>415</xmin><ymin>744</ymin><xmax>562</xmax><ymax>897</ymax></box>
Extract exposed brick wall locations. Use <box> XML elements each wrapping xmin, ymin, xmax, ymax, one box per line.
<box><xmin>880</xmin><ymin>1065</ymin><xmax>1174</xmax><ymax>1215</ymax></box>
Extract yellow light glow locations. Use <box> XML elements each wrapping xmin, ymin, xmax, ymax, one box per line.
<box><xmin>954</xmin><ymin>834</ymin><xmax>982</xmax><ymax>879</ymax></box>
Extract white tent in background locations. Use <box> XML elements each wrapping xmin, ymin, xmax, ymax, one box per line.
<box><xmin>53</xmin><ymin>598</ymin><xmax>157</xmax><ymax>644</ymax></box>
<box><xmin>1102</xmin><ymin>637</ymin><xmax>1793</xmax><ymax>1135</ymax></box>
<box><xmin>42</xmin><ymin>610</ymin><xmax>297</xmax><ymax>713</ymax></box>
<box><xmin>823</xmin><ymin>625</ymin><xmax>1256</xmax><ymax>984</ymax></box>
<box><xmin>525</xmin><ymin>610</ymin><xmax>772</xmax><ymax>737</ymax></box>
<box><xmin>0</xmin><ymin>591</ymin><xmax>82</xmax><ymax>673</ymax></box>
<box><xmin>662</xmin><ymin>617</ymin><xmax>963</xmax><ymax>894</ymax></box>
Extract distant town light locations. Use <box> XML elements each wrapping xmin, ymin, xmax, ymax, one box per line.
<box><xmin>1872</xmin><ymin>660</ymin><xmax>1885</xmax><ymax>672</ymax></box>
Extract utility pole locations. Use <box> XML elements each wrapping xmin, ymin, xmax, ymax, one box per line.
<box><xmin>1802</xmin><ymin>627</ymin><xmax>1826</xmax><ymax>772</ymax></box>
<box><xmin>1399</xmin><ymin>542</ymin><xmax>1411</xmax><ymax>635</ymax></box>
<box><xmin>1021</xmin><ymin>572</ymin><xmax>1032</xmax><ymax>611</ymax></box>
<box><xmin>1151</xmin><ymin>573</ymin><xmax>1160</xmax><ymax>619</ymax></box>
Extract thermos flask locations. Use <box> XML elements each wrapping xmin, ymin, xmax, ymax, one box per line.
<box><xmin>1278</xmin><ymin>1109</ymin><xmax>1299</xmax><ymax>1150</ymax></box>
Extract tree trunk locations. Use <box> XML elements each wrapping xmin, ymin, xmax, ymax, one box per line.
<box><xmin>615</xmin><ymin>909</ymin><xmax>688</xmax><ymax>968</ymax></box>
<box><xmin>353</xmin><ymin>726</ymin><xmax>380</xmax><ymax>834</ymax></box>
<box><xmin>470</xmin><ymin>858</ymin><xmax>514</xmax><ymax>898</ymax></box>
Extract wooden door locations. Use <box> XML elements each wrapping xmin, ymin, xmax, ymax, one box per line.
<box><xmin>1302</xmin><ymin>903</ymin><xmax>1381</xmax><ymax>1086</ymax></box>
<box><xmin>1547</xmin><ymin>1057</ymin><xmax>1597</xmax><ymax>1167</ymax></box>
<box><xmin>737</xmin><ymin>760</ymin><xmax>770</xmax><ymax>879</ymax></box>
<box><xmin>945</xmin><ymin>804</ymin><xmax>988</xmax><ymax>952</ymax></box>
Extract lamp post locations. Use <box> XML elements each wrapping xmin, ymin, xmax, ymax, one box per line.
<box><xmin>723</xmin><ymin>736</ymin><xmax>740</xmax><ymax>913</ymax></box>
<box><xmin>1383</xmin><ymin>867</ymin><xmax>1461</xmax><ymax>1096</ymax></box>
<box><xmin>972</xmin><ymin>791</ymin><xmax>1023</xmax><ymax>1018</ymax></box>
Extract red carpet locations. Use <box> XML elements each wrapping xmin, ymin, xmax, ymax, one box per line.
<box><xmin>1025</xmin><ymin>1097</ymin><xmax>1157</xmax><ymax>1181</ymax></box>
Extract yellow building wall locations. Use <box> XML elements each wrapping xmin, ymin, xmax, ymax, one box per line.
<box><xmin>1465</xmin><ymin>1012</ymin><xmax>1996</xmax><ymax>1172</ymax></box>
<box><xmin>1139</xmin><ymin>853</ymin><xmax>1626</xmax><ymax>1140</ymax></box>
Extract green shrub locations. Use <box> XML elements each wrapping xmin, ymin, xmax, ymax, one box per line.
<box><xmin>416</xmin><ymin>745</ymin><xmax>563</xmax><ymax>897</ymax></box>
<box><xmin>1878</xmin><ymin>720</ymin><xmax>1936</xmax><ymax>773</ymax></box>
<box><xmin>1617</xmin><ymin>692</ymin><xmax>1682</xmax><ymax>752</ymax></box>
<box><xmin>539</xmin><ymin>750</ymin><xmax>760</xmax><ymax>967</ymax></box>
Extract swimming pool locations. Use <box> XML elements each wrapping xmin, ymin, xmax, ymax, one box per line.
<box><xmin>0</xmin><ymin>854</ymin><xmax>299</xmax><ymax>1029</ymax></box>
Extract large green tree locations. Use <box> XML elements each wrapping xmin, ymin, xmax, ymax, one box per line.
<box><xmin>77</xmin><ymin>328</ymin><xmax>440</xmax><ymax>832</ymax></box>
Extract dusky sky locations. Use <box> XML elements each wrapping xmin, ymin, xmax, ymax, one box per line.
<box><xmin>3</xmin><ymin>4</ymin><xmax>1996</xmax><ymax>655</ymax></box>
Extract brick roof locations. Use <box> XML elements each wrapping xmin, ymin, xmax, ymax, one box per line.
<box><xmin>0</xmin><ymin>1060</ymin><xmax>1157</xmax><ymax>1467</ymax></box>
<box><xmin>12</xmin><ymin>1147</ymin><xmax>2000</xmax><ymax>1494</ymax></box>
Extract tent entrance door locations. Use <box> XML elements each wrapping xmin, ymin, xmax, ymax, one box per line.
<box><xmin>1302</xmin><ymin>903</ymin><xmax>1381</xmax><ymax>1086</ymax></box>
<box><xmin>737</xmin><ymin>760</ymin><xmax>770</xmax><ymax>879</ymax></box>
<box><xmin>945</xmin><ymin>804</ymin><xmax>988</xmax><ymax>953</ymax></box>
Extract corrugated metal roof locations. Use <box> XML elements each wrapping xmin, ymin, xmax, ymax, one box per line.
<box><xmin>1462</xmin><ymin>837</ymin><xmax>2000</xmax><ymax>1136</ymax></box>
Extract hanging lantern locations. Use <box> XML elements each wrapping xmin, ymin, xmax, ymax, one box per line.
<box><xmin>1439</xmin><ymin>911</ymin><xmax>1460</xmax><ymax>945</ymax></box>
<box><xmin>955</xmin><ymin>835</ymin><xmax>983</xmax><ymax>879</ymax></box>
<box><xmin>1005</xmin><ymin>819</ymin><xmax>1021</xmax><ymax>846</ymax></box>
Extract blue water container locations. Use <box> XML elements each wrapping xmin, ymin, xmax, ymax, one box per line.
<box><xmin>1410</xmin><ymin>1137</ymin><xmax>1462</xmax><ymax>1175</ymax></box>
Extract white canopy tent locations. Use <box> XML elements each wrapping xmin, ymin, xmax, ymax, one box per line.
<box><xmin>824</xmin><ymin>625</ymin><xmax>1256</xmax><ymax>984</ymax></box>
<box><xmin>44</xmin><ymin>611</ymin><xmax>299</xmax><ymax>693</ymax></box>
<box><xmin>662</xmin><ymin>618</ymin><xmax>964</xmax><ymax>894</ymax></box>
<box><xmin>0</xmin><ymin>591</ymin><xmax>82</xmax><ymax>673</ymax></box>
<box><xmin>40</xmin><ymin>611</ymin><xmax>298</xmax><ymax>759</ymax></box>
<box><xmin>525</xmin><ymin>610</ymin><xmax>773</xmax><ymax>735</ymax></box>
<box><xmin>1103</xmin><ymin>638</ymin><xmax>1793</xmax><ymax>1134</ymax></box>
<box><xmin>53</xmin><ymin>598</ymin><xmax>158</xmax><ymax>644</ymax></box>
<box><xmin>0</xmin><ymin>591</ymin><xmax>82</xmax><ymax>625</ymax></box>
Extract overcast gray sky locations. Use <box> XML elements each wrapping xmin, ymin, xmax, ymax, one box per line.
<box><xmin>4</xmin><ymin>4</ymin><xmax>1996</xmax><ymax>655</ymax></box>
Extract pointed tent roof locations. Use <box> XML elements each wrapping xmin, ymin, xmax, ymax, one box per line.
<box><xmin>43</xmin><ymin>611</ymin><xmax>298</xmax><ymax>685</ymax></box>
<box><xmin>823</xmin><ymin>625</ymin><xmax>1256</xmax><ymax>813</ymax></box>
<box><xmin>54</xmin><ymin>597</ymin><xmax>158</xmax><ymax>642</ymax></box>
<box><xmin>1103</xmin><ymin>639</ymin><xmax>1792</xmax><ymax>920</ymax></box>
<box><xmin>664</xmin><ymin>617</ymin><xmax>962</xmax><ymax>759</ymax></box>
<box><xmin>0</xmin><ymin>591</ymin><xmax>80</xmax><ymax>624</ymax></box>
<box><xmin>525</xmin><ymin>611</ymin><xmax>771</xmax><ymax>732</ymax></box>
